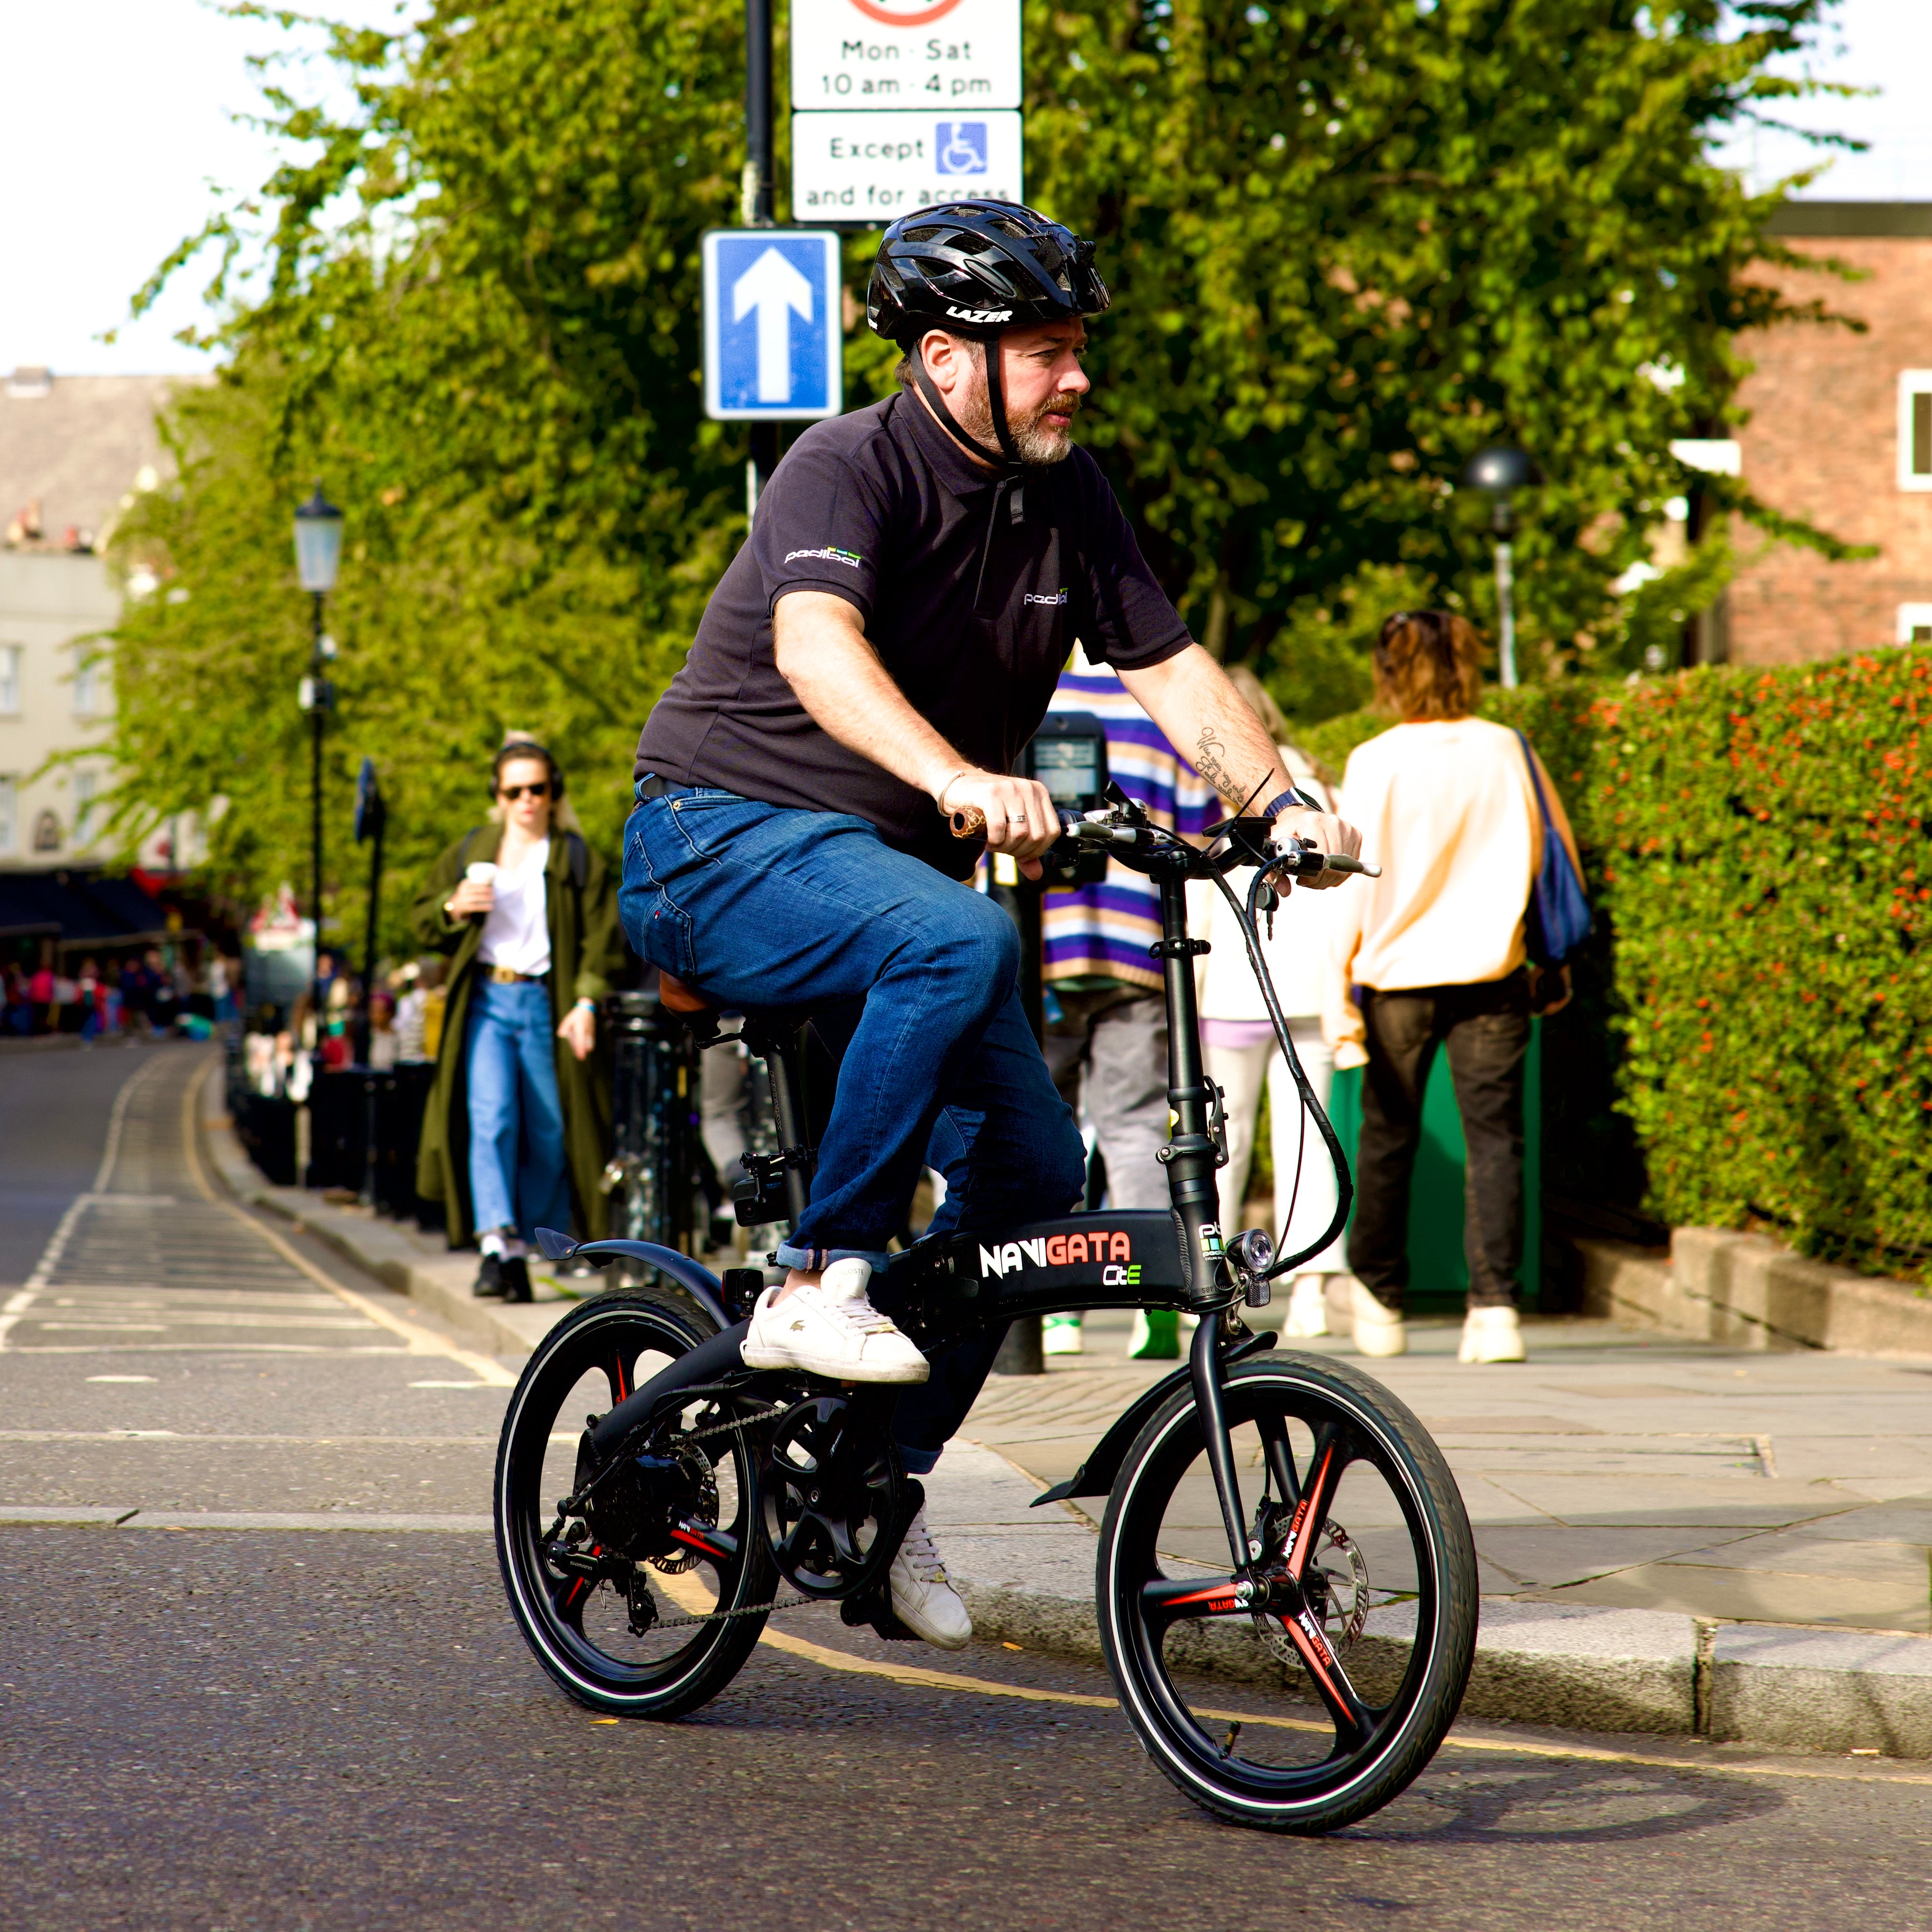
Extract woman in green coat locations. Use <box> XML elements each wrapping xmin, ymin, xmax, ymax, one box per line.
<box><xmin>411</xmin><ymin>739</ymin><xmax>625</xmax><ymax>1301</ymax></box>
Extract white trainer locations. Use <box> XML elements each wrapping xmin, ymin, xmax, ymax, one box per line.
<box><xmin>740</xmin><ymin>1258</ymin><xmax>929</xmax><ymax>1383</ymax></box>
<box><xmin>1042</xmin><ymin>1314</ymin><xmax>1084</xmax><ymax>1356</ymax></box>
<box><xmin>1459</xmin><ymin>1304</ymin><xmax>1527</xmax><ymax>1363</ymax></box>
<box><xmin>889</xmin><ymin>1503</ymin><xmax>972</xmax><ymax>1650</ymax></box>
<box><xmin>1349</xmin><ymin>1278</ymin><xmax>1407</xmax><ymax>1358</ymax></box>
<box><xmin>1283</xmin><ymin>1273</ymin><xmax>1332</xmax><ymax>1338</ymax></box>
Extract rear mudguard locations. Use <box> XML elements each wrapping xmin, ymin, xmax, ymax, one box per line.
<box><xmin>1030</xmin><ymin>1329</ymin><xmax>1277</xmax><ymax>1508</ymax></box>
<box><xmin>572</xmin><ymin>1239</ymin><xmax>734</xmax><ymax>1336</ymax></box>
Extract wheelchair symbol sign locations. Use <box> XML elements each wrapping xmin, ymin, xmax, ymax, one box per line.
<box><xmin>935</xmin><ymin>121</ymin><xmax>989</xmax><ymax>175</ymax></box>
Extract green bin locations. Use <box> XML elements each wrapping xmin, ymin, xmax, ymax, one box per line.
<box><xmin>1322</xmin><ymin>1018</ymin><xmax>1541</xmax><ymax>1313</ymax></box>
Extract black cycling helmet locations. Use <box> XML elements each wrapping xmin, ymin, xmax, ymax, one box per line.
<box><xmin>869</xmin><ymin>199</ymin><xmax>1109</xmax><ymax>468</ymax></box>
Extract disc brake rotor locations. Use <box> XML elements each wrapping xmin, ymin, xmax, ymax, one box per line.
<box><xmin>1253</xmin><ymin>1521</ymin><xmax>1370</xmax><ymax>1666</ymax></box>
<box><xmin>646</xmin><ymin>1441</ymin><xmax>719</xmax><ymax>1574</ymax></box>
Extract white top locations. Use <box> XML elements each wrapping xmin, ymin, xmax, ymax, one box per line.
<box><xmin>478</xmin><ymin>839</ymin><xmax>552</xmax><ymax>977</ymax></box>
<box><xmin>1188</xmin><ymin>748</ymin><xmax>1344</xmax><ymax>1023</ymax></box>
<box><xmin>1325</xmin><ymin>718</ymin><xmax>1581</xmax><ymax>1068</ymax></box>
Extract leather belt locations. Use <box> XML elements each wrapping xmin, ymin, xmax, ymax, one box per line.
<box><xmin>485</xmin><ymin>965</ymin><xmax>546</xmax><ymax>984</ymax></box>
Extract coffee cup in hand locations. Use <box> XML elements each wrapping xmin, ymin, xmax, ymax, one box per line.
<box><xmin>465</xmin><ymin>862</ymin><xmax>497</xmax><ymax>886</ymax></box>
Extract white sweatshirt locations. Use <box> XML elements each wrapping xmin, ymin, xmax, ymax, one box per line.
<box><xmin>1325</xmin><ymin>717</ymin><xmax>1582</xmax><ymax>1069</ymax></box>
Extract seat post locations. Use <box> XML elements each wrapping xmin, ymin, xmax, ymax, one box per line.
<box><xmin>751</xmin><ymin>1022</ymin><xmax>814</xmax><ymax>1228</ymax></box>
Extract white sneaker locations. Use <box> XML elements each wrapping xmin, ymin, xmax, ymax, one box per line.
<box><xmin>1283</xmin><ymin>1273</ymin><xmax>1331</xmax><ymax>1338</ymax></box>
<box><xmin>1349</xmin><ymin>1278</ymin><xmax>1407</xmax><ymax>1358</ymax></box>
<box><xmin>740</xmin><ymin>1258</ymin><xmax>929</xmax><ymax>1383</ymax></box>
<box><xmin>888</xmin><ymin>1503</ymin><xmax>972</xmax><ymax>1650</ymax></box>
<box><xmin>1042</xmin><ymin>1314</ymin><xmax>1084</xmax><ymax>1356</ymax></box>
<box><xmin>1459</xmin><ymin>1304</ymin><xmax>1527</xmax><ymax>1363</ymax></box>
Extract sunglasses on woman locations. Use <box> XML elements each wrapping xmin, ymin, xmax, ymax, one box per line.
<box><xmin>499</xmin><ymin>782</ymin><xmax>549</xmax><ymax>801</ymax></box>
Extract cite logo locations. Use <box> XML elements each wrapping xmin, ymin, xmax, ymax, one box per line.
<box><xmin>978</xmin><ymin>1230</ymin><xmax>1134</xmax><ymax>1278</ymax></box>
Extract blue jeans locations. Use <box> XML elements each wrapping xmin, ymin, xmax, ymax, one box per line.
<box><xmin>621</xmin><ymin>784</ymin><xmax>1088</xmax><ymax>1471</ymax></box>
<box><xmin>464</xmin><ymin>978</ymin><xmax>572</xmax><ymax>1243</ymax></box>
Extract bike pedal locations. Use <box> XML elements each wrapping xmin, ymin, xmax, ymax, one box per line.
<box><xmin>839</xmin><ymin>1588</ymin><xmax>919</xmax><ymax>1643</ymax></box>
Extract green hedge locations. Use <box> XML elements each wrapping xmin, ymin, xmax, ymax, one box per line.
<box><xmin>1298</xmin><ymin>649</ymin><xmax>1932</xmax><ymax>1281</ymax></box>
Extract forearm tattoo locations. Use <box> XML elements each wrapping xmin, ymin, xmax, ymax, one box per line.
<box><xmin>1193</xmin><ymin>726</ymin><xmax>1249</xmax><ymax>809</ymax></box>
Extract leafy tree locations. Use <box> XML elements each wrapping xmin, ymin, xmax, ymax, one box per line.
<box><xmin>1023</xmin><ymin>0</ymin><xmax>1858</xmax><ymax>696</ymax></box>
<box><xmin>104</xmin><ymin>0</ymin><xmax>1854</xmax><ymax>941</ymax></box>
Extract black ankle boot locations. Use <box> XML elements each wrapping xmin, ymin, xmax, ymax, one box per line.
<box><xmin>474</xmin><ymin>1253</ymin><xmax>508</xmax><ymax>1299</ymax></box>
<box><xmin>502</xmin><ymin>1254</ymin><xmax>532</xmax><ymax>1304</ymax></box>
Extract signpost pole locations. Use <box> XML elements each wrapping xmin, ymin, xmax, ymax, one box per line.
<box><xmin>744</xmin><ymin>0</ymin><xmax>780</xmax><ymax>513</ymax></box>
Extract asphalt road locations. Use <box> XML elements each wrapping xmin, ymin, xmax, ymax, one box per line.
<box><xmin>2</xmin><ymin>1043</ymin><xmax>1928</xmax><ymax>1932</ymax></box>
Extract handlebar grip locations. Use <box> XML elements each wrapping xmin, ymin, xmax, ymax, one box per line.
<box><xmin>949</xmin><ymin>805</ymin><xmax>988</xmax><ymax>838</ymax></box>
<box><xmin>1320</xmin><ymin>854</ymin><xmax>1382</xmax><ymax>879</ymax></box>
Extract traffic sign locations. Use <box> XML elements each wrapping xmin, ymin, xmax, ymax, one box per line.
<box><xmin>792</xmin><ymin>109</ymin><xmax>1023</xmax><ymax>222</ymax></box>
<box><xmin>702</xmin><ymin>229</ymin><xmax>844</xmax><ymax>420</ymax></box>
<box><xmin>791</xmin><ymin>0</ymin><xmax>1021</xmax><ymax>113</ymax></box>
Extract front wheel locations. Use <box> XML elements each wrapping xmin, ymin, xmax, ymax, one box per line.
<box><xmin>494</xmin><ymin>1291</ymin><xmax>777</xmax><ymax>1720</ymax></box>
<box><xmin>1097</xmin><ymin>1352</ymin><xmax>1477</xmax><ymax>1833</ymax></box>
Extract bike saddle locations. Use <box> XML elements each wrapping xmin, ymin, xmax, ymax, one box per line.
<box><xmin>656</xmin><ymin>970</ymin><xmax>718</xmax><ymax>1015</ymax></box>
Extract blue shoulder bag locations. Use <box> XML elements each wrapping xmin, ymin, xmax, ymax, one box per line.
<box><xmin>1515</xmin><ymin>731</ymin><xmax>1593</xmax><ymax>966</ymax></box>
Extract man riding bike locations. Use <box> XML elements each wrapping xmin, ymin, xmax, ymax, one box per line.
<box><xmin>623</xmin><ymin>199</ymin><xmax>1362</xmax><ymax>1651</ymax></box>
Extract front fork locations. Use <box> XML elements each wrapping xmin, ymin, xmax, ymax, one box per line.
<box><xmin>1153</xmin><ymin>861</ymin><xmax>1259</xmax><ymax>1586</ymax></box>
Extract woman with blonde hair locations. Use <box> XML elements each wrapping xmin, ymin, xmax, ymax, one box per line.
<box><xmin>412</xmin><ymin>737</ymin><xmax>624</xmax><ymax>1301</ymax></box>
<box><xmin>1327</xmin><ymin>612</ymin><xmax>1580</xmax><ymax>1365</ymax></box>
<box><xmin>1190</xmin><ymin>666</ymin><xmax>1355</xmax><ymax>1338</ymax></box>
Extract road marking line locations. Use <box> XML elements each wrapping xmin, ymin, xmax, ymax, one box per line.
<box><xmin>652</xmin><ymin>1571</ymin><xmax>1932</xmax><ymax>1787</ymax></box>
<box><xmin>5</xmin><ymin>1057</ymin><xmax>168</xmax><ymax>1350</ymax></box>
<box><xmin>181</xmin><ymin>1062</ymin><xmax>514</xmax><ymax>1387</ymax></box>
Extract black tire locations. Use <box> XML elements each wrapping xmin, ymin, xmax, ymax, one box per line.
<box><xmin>1096</xmin><ymin>1351</ymin><xmax>1477</xmax><ymax>1834</ymax></box>
<box><xmin>494</xmin><ymin>1290</ymin><xmax>777</xmax><ymax>1720</ymax></box>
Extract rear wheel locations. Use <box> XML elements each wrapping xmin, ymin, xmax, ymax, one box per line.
<box><xmin>494</xmin><ymin>1291</ymin><xmax>777</xmax><ymax>1719</ymax></box>
<box><xmin>1097</xmin><ymin>1351</ymin><xmax>1477</xmax><ymax>1833</ymax></box>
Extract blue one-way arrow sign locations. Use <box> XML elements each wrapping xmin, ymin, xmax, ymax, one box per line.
<box><xmin>703</xmin><ymin>229</ymin><xmax>843</xmax><ymax>421</ymax></box>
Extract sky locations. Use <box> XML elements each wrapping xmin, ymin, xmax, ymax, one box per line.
<box><xmin>0</xmin><ymin>0</ymin><xmax>1927</xmax><ymax>379</ymax></box>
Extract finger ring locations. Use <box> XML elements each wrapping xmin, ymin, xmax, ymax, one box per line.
<box><xmin>1005</xmin><ymin>812</ymin><xmax>1026</xmax><ymax>823</ymax></box>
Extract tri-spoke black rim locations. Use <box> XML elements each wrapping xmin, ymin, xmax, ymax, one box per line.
<box><xmin>503</xmin><ymin>1307</ymin><xmax>757</xmax><ymax>1692</ymax></box>
<box><xmin>1116</xmin><ymin>1377</ymin><xmax>1441</xmax><ymax>1801</ymax></box>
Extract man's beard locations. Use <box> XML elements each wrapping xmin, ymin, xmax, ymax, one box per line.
<box><xmin>957</xmin><ymin>377</ymin><xmax>1082</xmax><ymax>465</ymax></box>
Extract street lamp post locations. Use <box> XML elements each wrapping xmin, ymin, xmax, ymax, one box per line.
<box><xmin>293</xmin><ymin>485</ymin><xmax>344</xmax><ymax>1039</ymax></box>
<box><xmin>1462</xmin><ymin>446</ymin><xmax>1536</xmax><ymax>689</ymax></box>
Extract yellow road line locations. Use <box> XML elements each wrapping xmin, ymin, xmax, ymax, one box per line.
<box><xmin>655</xmin><ymin>1567</ymin><xmax>1931</xmax><ymax>1786</ymax></box>
<box><xmin>184</xmin><ymin>1061</ymin><xmax>514</xmax><ymax>1387</ymax></box>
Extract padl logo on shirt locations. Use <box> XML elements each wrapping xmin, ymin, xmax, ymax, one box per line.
<box><xmin>1024</xmin><ymin>587</ymin><xmax>1069</xmax><ymax>607</ymax></box>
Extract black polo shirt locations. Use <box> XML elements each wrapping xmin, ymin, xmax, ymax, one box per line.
<box><xmin>633</xmin><ymin>389</ymin><xmax>1192</xmax><ymax>878</ymax></box>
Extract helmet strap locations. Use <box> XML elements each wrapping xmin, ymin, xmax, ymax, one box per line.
<box><xmin>907</xmin><ymin>332</ymin><xmax>1022</xmax><ymax>473</ymax></box>
<box><xmin>981</xmin><ymin>337</ymin><xmax>1024</xmax><ymax>469</ymax></box>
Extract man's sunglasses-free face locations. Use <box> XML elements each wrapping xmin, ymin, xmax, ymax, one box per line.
<box><xmin>499</xmin><ymin>782</ymin><xmax>549</xmax><ymax>802</ymax></box>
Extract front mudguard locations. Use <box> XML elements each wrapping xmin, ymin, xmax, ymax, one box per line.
<box><xmin>1029</xmin><ymin>1329</ymin><xmax>1276</xmax><ymax>1508</ymax></box>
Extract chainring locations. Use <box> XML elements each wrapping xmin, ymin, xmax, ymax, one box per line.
<box><xmin>759</xmin><ymin>1393</ymin><xmax>904</xmax><ymax>1602</ymax></box>
<box><xmin>1253</xmin><ymin>1521</ymin><xmax>1371</xmax><ymax>1666</ymax></box>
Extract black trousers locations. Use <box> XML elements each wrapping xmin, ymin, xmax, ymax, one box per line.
<box><xmin>1351</xmin><ymin>974</ymin><xmax>1531</xmax><ymax>1313</ymax></box>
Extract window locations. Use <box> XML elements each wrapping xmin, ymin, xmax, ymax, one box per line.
<box><xmin>1899</xmin><ymin>604</ymin><xmax>1932</xmax><ymax>646</ymax></box>
<box><xmin>0</xmin><ymin>776</ymin><xmax>15</xmax><ymax>854</ymax></box>
<box><xmin>75</xmin><ymin>770</ymin><xmax>99</xmax><ymax>843</ymax></box>
<box><xmin>1899</xmin><ymin>373</ymin><xmax>1932</xmax><ymax>491</ymax></box>
<box><xmin>32</xmin><ymin>809</ymin><xmax>61</xmax><ymax>854</ymax></box>
<box><xmin>72</xmin><ymin>647</ymin><xmax>100</xmax><ymax>716</ymax></box>
<box><xmin>0</xmin><ymin>644</ymin><xmax>19</xmax><ymax>714</ymax></box>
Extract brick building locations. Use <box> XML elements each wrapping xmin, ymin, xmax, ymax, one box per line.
<box><xmin>1725</xmin><ymin>203</ymin><xmax>1932</xmax><ymax>665</ymax></box>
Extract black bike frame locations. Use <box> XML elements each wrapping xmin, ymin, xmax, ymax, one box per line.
<box><xmin>568</xmin><ymin>809</ymin><xmax>1354</xmax><ymax>1582</ymax></box>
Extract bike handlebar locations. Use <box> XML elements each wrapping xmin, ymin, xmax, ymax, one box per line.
<box><xmin>951</xmin><ymin>802</ymin><xmax>1380</xmax><ymax>880</ymax></box>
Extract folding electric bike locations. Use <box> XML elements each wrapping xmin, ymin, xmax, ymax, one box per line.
<box><xmin>494</xmin><ymin>789</ymin><xmax>1478</xmax><ymax>1833</ymax></box>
